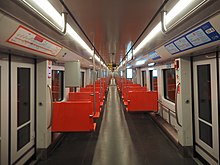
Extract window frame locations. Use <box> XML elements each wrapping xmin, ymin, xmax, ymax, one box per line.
<box><xmin>52</xmin><ymin>66</ymin><xmax>64</xmax><ymax>102</ymax></box>
<box><xmin>80</xmin><ymin>71</ymin><xmax>85</xmax><ymax>88</ymax></box>
<box><xmin>163</xmin><ymin>68</ymin><xmax>176</xmax><ymax>103</ymax></box>
<box><xmin>149</xmin><ymin>69</ymin><xmax>157</xmax><ymax>91</ymax></box>
<box><xmin>141</xmin><ymin>70</ymin><xmax>146</xmax><ymax>87</ymax></box>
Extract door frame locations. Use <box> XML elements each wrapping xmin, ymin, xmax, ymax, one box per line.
<box><xmin>218</xmin><ymin>52</ymin><xmax>220</xmax><ymax>165</ymax></box>
<box><xmin>0</xmin><ymin>55</ymin><xmax>9</xmax><ymax>165</ymax></box>
<box><xmin>192</xmin><ymin>53</ymin><xmax>219</xmax><ymax>165</ymax></box>
<box><xmin>10</xmin><ymin>57</ymin><xmax>36</xmax><ymax>165</ymax></box>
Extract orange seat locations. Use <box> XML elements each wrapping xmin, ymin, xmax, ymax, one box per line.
<box><xmin>69</xmin><ymin>92</ymin><xmax>101</xmax><ymax>118</ymax></box>
<box><xmin>52</xmin><ymin>101</ymin><xmax>96</xmax><ymax>132</ymax></box>
<box><xmin>127</xmin><ymin>91</ymin><xmax>158</xmax><ymax>112</ymax></box>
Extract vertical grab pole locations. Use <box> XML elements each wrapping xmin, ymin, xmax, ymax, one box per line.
<box><xmin>90</xmin><ymin>50</ymin><xmax>96</xmax><ymax>118</ymax></box>
<box><xmin>125</xmin><ymin>56</ymin><xmax>128</xmax><ymax>102</ymax></box>
<box><xmin>122</xmin><ymin>68</ymin><xmax>124</xmax><ymax>96</ymax></box>
<box><xmin>100</xmin><ymin>57</ymin><xmax>102</xmax><ymax>102</ymax></box>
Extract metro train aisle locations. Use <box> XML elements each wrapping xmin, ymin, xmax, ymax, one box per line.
<box><xmin>37</xmin><ymin>79</ymin><xmax>196</xmax><ymax>165</ymax></box>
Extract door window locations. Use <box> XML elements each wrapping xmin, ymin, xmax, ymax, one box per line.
<box><xmin>17</xmin><ymin>68</ymin><xmax>31</xmax><ymax>150</ymax></box>
<box><xmin>197</xmin><ymin>65</ymin><xmax>212</xmax><ymax>123</ymax></box>
<box><xmin>17</xmin><ymin>68</ymin><xmax>30</xmax><ymax>127</ymax></box>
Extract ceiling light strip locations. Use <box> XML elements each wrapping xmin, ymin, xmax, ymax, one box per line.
<box><xmin>21</xmin><ymin>0</ymin><xmax>108</xmax><ymax>68</ymax></box>
<box><xmin>118</xmin><ymin>0</ymin><xmax>200</xmax><ymax>70</ymax></box>
<box><xmin>59</xmin><ymin>0</ymin><xmax>107</xmax><ymax>66</ymax></box>
<box><xmin>118</xmin><ymin>0</ymin><xmax>169</xmax><ymax>67</ymax></box>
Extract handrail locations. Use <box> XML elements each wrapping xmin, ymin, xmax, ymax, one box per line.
<box><xmin>99</xmin><ymin>56</ymin><xmax>102</xmax><ymax>101</ymax></box>
<box><xmin>47</xmin><ymin>84</ymin><xmax>53</xmax><ymax>129</ymax></box>
<box><xmin>157</xmin><ymin>100</ymin><xmax>175</xmax><ymax>114</ymax></box>
<box><xmin>175</xmin><ymin>82</ymin><xmax>182</xmax><ymax>127</ymax></box>
<box><xmin>157</xmin><ymin>99</ymin><xmax>176</xmax><ymax>124</ymax></box>
<box><xmin>161</xmin><ymin>10</ymin><xmax>167</xmax><ymax>33</ymax></box>
<box><xmin>61</xmin><ymin>12</ymin><xmax>68</xmax><ymax>35</ymax></box>
<box><xmin>22</xmin><ymin>0</ymin><xmax>68</xmax><ymax>36</ymax></box>
<box><xmin>89</xmin><ymin>51</ymin><xmax>96</xmax><ymax>118</ymax></box>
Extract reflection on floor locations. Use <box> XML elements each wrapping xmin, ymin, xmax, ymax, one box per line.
<box><xmin>37</xmin><ymin>79</ymin><xmax>196</xmax><ymax>165</ymax></box>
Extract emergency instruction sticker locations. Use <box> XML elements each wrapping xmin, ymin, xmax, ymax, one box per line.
<box><xmin>148</xmin><ymin>51</ymin><xmax>161</xmax><ymax>60</ymax></box>
<box><xmin>165</xmin><ymin>43</ymin><xmax>179</xmax><ymax>54</ymax></box>
<box><xmin>164</xmin><ymin>22</ymin><xmax>220</xmax><ymax>55</ymax></box>
<box><xmin>174</xmin><ymin>37</ymin><xmax>193</xmax><ymax>51</ymax></box>
<box><xmin>7</xmin><ymin>25</ymin><xmax>62</xmax><ymax>56</ymax></box>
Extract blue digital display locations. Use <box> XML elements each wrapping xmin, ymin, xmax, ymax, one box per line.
<box><xmin>148</xmin><ymin>51</ymin><xmax>161</xmax><ymax>60</ymax></box>
<box><xmin>165</xmin><ymin>22</ymin><xmax>220</xmax><ymax>55</ymax></box>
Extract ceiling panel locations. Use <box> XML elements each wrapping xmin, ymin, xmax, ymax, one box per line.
<box><xmin>63</xmin><ymin>0</ymin><xmax>164</xmax><ymax>65</ymax></box>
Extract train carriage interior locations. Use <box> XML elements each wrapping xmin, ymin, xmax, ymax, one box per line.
<box><xmin>1</xmin><ymin>0</ymin><xmax>220</xmax><ymax>164</ymax></box>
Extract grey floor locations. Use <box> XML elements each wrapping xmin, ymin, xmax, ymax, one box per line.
<box><xmin>37</xmin><ymin>79</ymin><xmax>197</xmax><ymax>165</ymax></box>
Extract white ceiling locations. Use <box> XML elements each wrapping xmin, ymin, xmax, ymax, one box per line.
<box><xmin>1</xmin><ymin>0</ymin><xmax>219</xmax><ymax>68</ymax></box>
<box><xmin>51</xmin><ymin>0</ymin><xmax>168</xmax><ymax>65</ymax></box>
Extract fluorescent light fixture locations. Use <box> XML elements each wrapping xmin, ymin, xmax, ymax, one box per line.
<box><xmin>133</xmin><ymin>23</ymin><xmax>161</xmax><ymax>55</ymax></box>
<box><xmin>133</xmin><ymin>0</ymin><xmax>194</xmax><ymax>55</ymax></box>
<box><xmin>21</xmin><ymin>0</ymin><xmax>94</xmax><ymax>56</ymax></box>
<box><xmin>166</xmin><ymin>0</ymin><xmax>193</xmax><ymax>24</ymax></box>
<box><xmin>135</xmin><ymin>60</ymin><xmax>146</xmax><ymax>66</ymax></box>
<box><xmin>66</xmin><ymin>24</ymin><xmax>93</xmax><ymax>55</ymax></box>
<box><xmin>148</xmin><ymin>67</ymin><xmax>155</xmax><ymax>70</ymax></box>
<box><xmin>94</xmin><ymin>54</ymin><xmax>101</xmax><ymax>62</ymax></box>
<box><xmin>148</xmin><ymin>62</ymin><xmax>155</xmax><ymax>67</ymax></box>
<box><xmin>22</xmin><ymin>0</ymin><xmax>62</xmax><ymax>29</ymax></box>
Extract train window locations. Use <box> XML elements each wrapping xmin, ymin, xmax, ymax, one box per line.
<box><xmin>80</xmin><ymin>72</ymin><xmax>85</xmax><ymax>87</ymax></box>
<box><xmin>141</xmin><ymin>71</ymin><xmax>146</xmax><ymax>87</ymax></box>
<box><xmin>163</xmin><ymin>69</ymin><xmax>176</xmax><ymax>102</ymax></box>
<box><xmin>149</xmin><ymin>70</ymin><xmax>157</xmax><ymax>91</ymax></box>
<box><xmin>52</xmin><ymin>70</ymin><xmax>64</xmax><ymax>101</ymax></box>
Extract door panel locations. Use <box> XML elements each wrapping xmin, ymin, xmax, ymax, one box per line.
<box><xmin>0</xmin><ymin>57</ymin><xmax>9</xmax><ymax>165</ymax></box>
<box><xmin>193</xmin><ymin>57</ymin><xmax>218</xmax><ymax>165</ymax></box>
<box><xmin>11</xmin><ymin>60</ymin><xmax>35</xmax><ymax>164</ymax></box>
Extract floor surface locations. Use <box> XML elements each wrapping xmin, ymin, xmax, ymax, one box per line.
<box><xmin>37</xmin><ymin>79</ymin><xmax>196</xmax><ymax>165</ymax></box>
